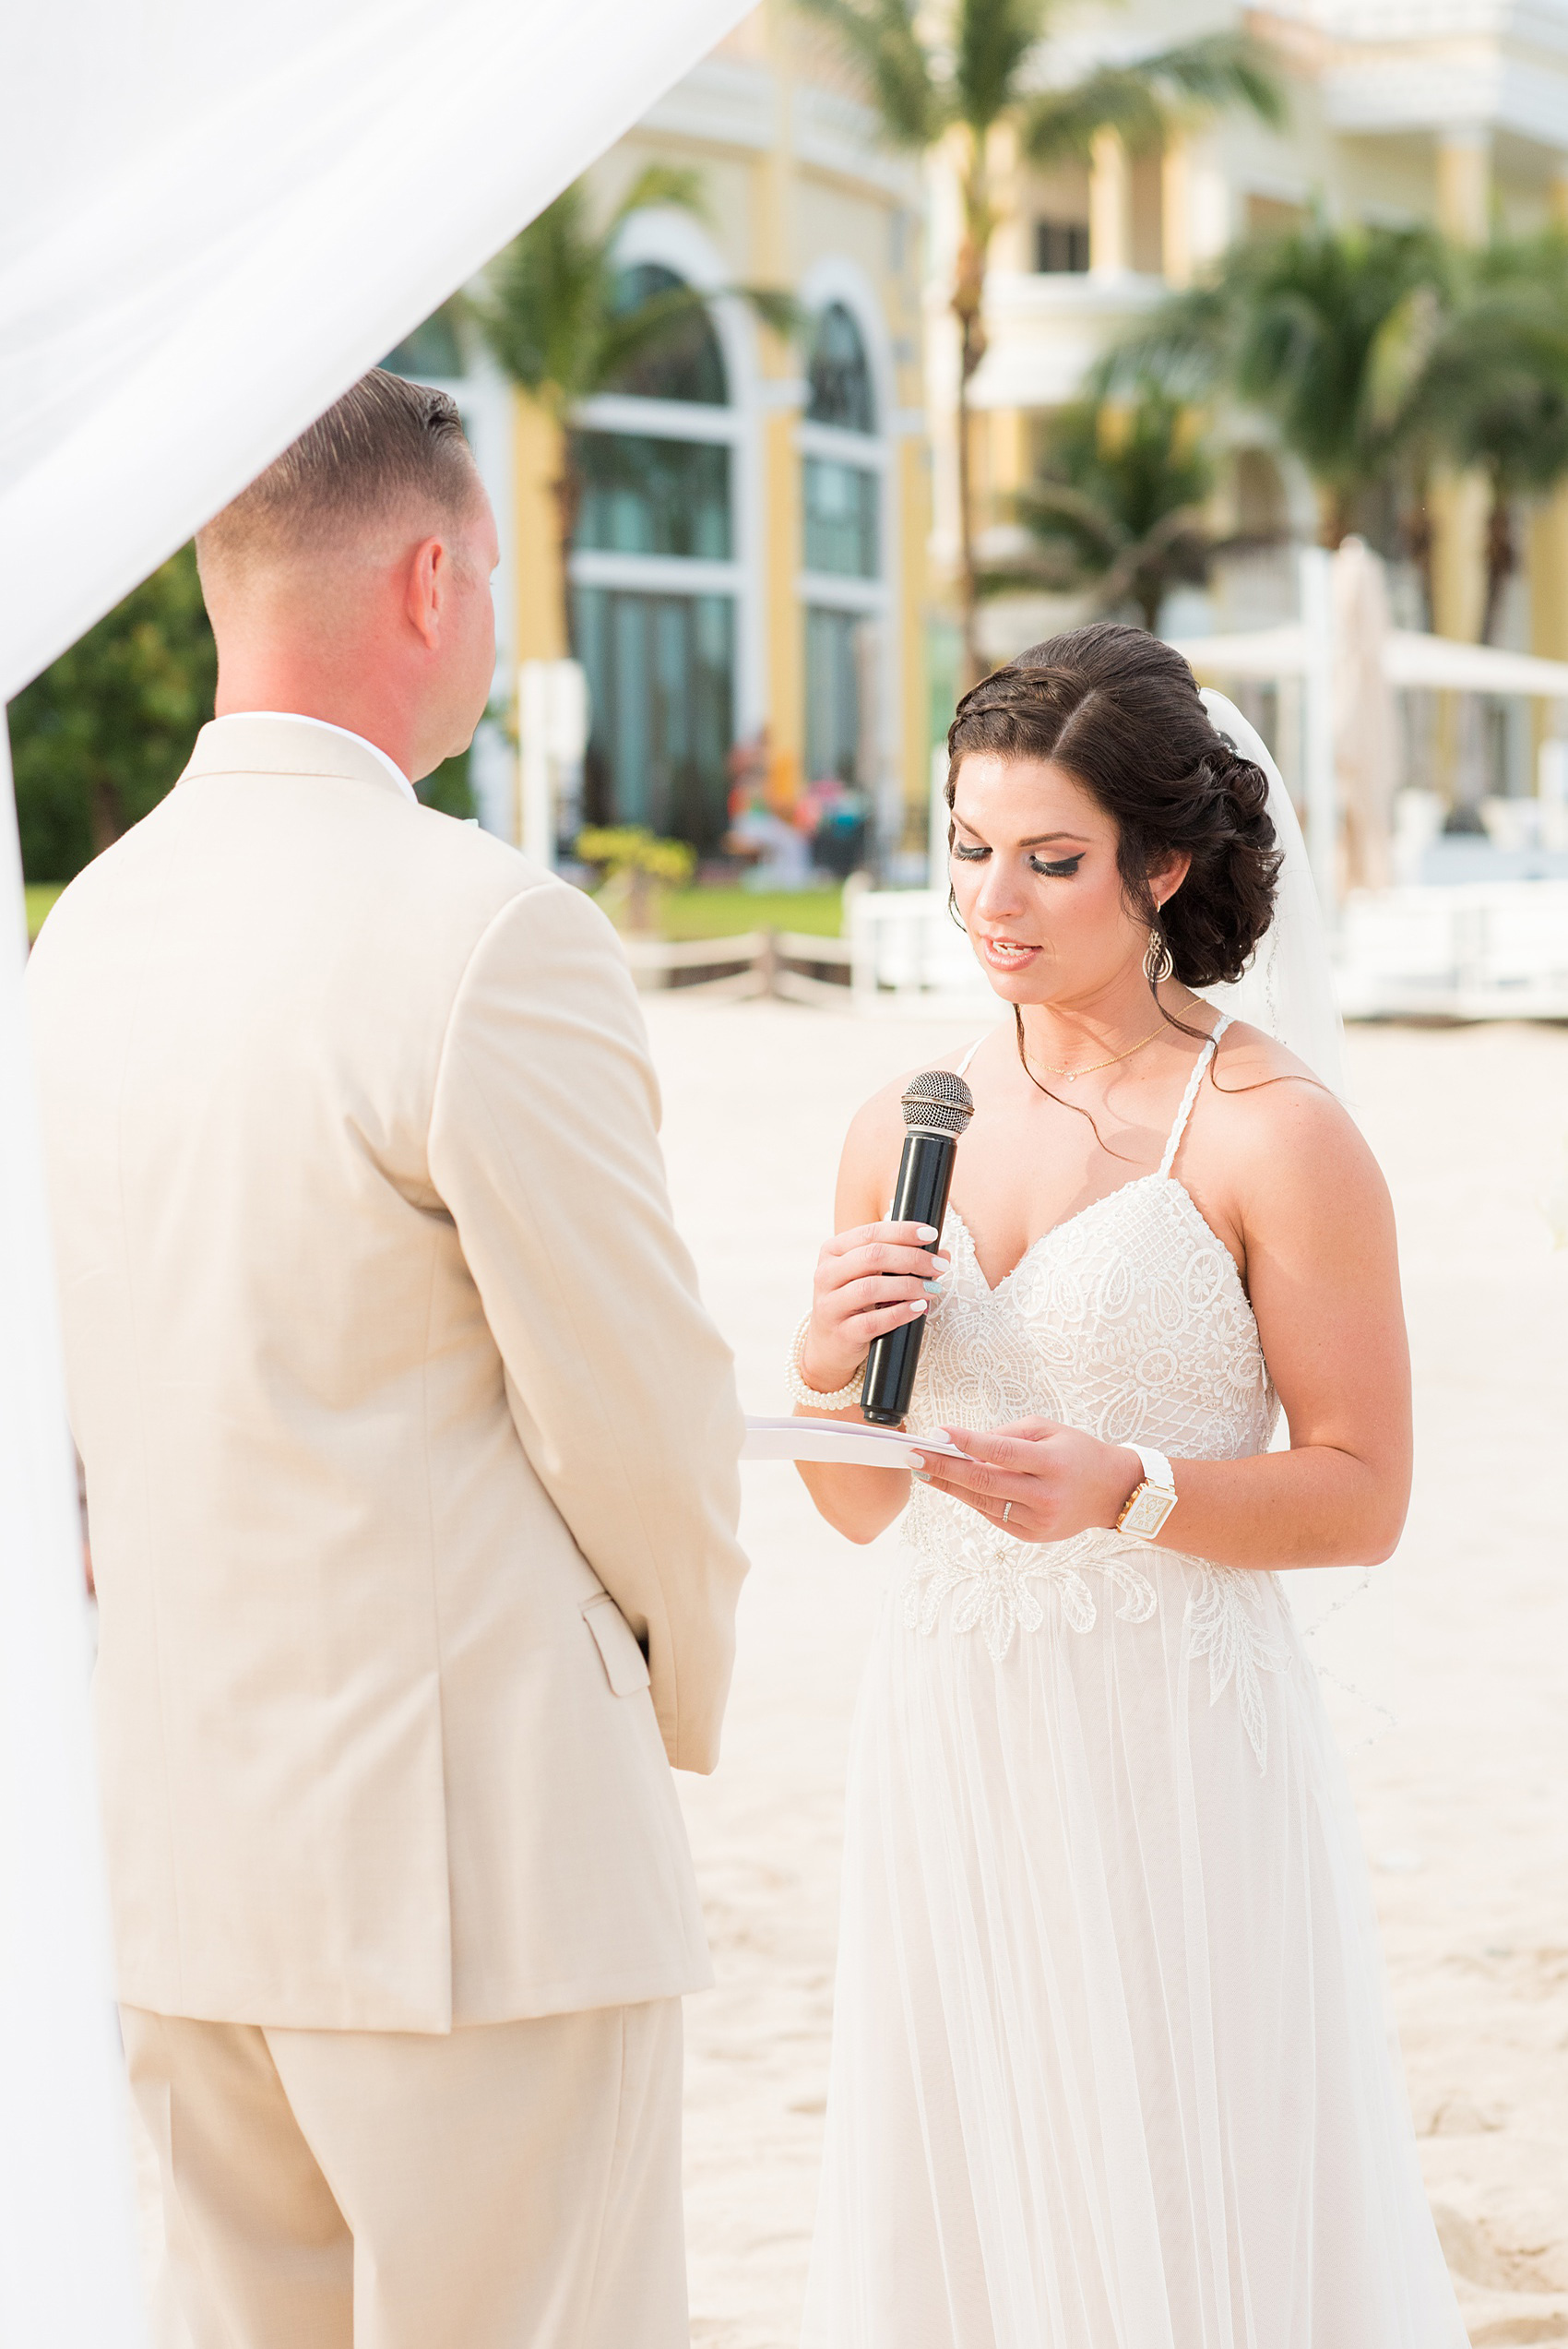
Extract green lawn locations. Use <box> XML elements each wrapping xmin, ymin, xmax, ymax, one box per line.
<box><xmin>659</xmin><ymin>884</ymin><xmax>843</xmax><ymax>940</ymax></box>
<box><xmin>22</xmin><ymin>877</ymin><xmax>845</xmax><ymax>948</ymax></box>
<box><xmin>25</xmin><ymin>883</ymin><xmax>65</xmax><ymax>942</ymax></box>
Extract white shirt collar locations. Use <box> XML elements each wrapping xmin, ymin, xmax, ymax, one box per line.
<box><xmin>237</xmin><ymin>711</ymin><xmax>417</xmax><ymax>803</ymax></box>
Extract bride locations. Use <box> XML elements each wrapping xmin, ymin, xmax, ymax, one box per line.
<box><xmin>790</xmin><ymin>625</ymin><xmax>1465</xmax><ymax>2347</ymax></box>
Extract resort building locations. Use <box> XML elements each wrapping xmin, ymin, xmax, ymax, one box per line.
<box><xmin>396</xmin><ymin>0</ymin><xmax>1568</xmax><ymax>856</ymax></box>
<box><xmin>387</xmin><ymin>2</ymin><xmax>930</xmax><ymax>869</ymax></box>
<box><xmin>945</xmin><ymin>0</ymin><xmax>1568</xmax><ymax>800</ymax></box>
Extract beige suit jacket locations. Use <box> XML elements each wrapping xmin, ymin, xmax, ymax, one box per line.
<box><xmin>27</xmin><ymin>714</ymin><xmax>748</xmax><ymax>2033</ymax></box>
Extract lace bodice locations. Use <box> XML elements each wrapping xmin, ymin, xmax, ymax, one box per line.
<box><xmin>900</xmin><ymin>1017</ymin><xmax>1289</xmax><ymax>1768</ymax></box>
<box><xmin>910</xmin><ymin>1175</ymin><xmax>1275</xmax><ymax>1462</ymax></box>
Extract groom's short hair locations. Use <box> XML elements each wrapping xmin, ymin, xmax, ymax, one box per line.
<box><xmin>196</xmin><ymin>369</ymin><xmax>482</xmax><ymax>577</ymax></box>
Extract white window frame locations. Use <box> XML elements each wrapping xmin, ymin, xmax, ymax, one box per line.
<box><xmin>796</xmin><ymin>268</ymin><xmax>899</xmax><ymax>828</ymax></box>
<box><xmin>566</xmin><ymin>209</ymin><xmax>764</xmax><ymax>735</ymax></box>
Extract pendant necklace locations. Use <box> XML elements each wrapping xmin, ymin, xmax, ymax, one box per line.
<box><xmin>1030</xmin><ymin>1022</ymin><xmax>1166</xmax><ymax>1084</ymax></box>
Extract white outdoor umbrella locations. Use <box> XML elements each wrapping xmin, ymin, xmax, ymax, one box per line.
<box><xmin>1332</xmin><ymin>537</ymin><xmax>1399</xmax><ymax>893</ymax></box>
<box><xmin>1172</xmin><ymin>547</ymin><xmax>1568</xmax><ymax>912</ymax></box>
<box><xmin>0</xmin><ymin>4</ymin><xmax>752</xmax><ymax>2340</ymax></box>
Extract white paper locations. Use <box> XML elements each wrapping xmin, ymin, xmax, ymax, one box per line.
<box><xmin>743</xmin><ymin>1415</ymin><xmax>965</xmax><ymax>1470</ymax></box>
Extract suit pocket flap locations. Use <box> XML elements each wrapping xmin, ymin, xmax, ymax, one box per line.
<box><xmin>581</xmin><ymin>1596</ymin><xmax>651</xmax><ymax>1697</ymax></box>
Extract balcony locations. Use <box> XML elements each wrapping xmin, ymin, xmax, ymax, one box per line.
<box><xmin>966</xmin><ymin>268</ymin><xmax>1170</xmax><ymax>410</ymax></box>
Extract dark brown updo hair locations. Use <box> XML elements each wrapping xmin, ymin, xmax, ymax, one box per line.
<box><xmin>946</xmin><ymin>622</ymin><xmax>1281</xmax><ymax>989</ymax></box>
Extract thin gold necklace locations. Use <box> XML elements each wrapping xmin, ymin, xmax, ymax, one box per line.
<box><xmin>1028</xmin><ymin>1021</ymin><xmax>1166</xmax><ymax>1084</ymax></box>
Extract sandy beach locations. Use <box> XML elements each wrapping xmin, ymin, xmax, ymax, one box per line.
<box><xmin>646</xmin><ymin>997</ymin><xmax>1568</xmax><ymax>2349</ymax></box>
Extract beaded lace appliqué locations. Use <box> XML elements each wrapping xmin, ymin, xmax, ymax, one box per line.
<box><xmin>898</xmin><ymin>1131</ymin><xmax>1286</xmax><ymax>1771</ymax></box>
<box><xmin>1186</xmin><ymin>1567</ymin><xmax>1288</xmax><ymax>1770</ymax></box>
<box><xmin>903</xmin><ymin>1522</ymin><xmax>1157</xmax><ymax>1665</ymax></box>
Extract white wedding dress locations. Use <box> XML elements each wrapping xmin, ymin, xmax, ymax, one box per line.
<box><xmin>802</xmin><ymin>1019</ymin><xmax>1466</xmax><ymax>2349</ymax></box>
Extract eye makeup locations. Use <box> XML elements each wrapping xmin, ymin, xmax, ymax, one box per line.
<box><xmin>952</xmin><ymin>841</ymin><xmax>1085</xmax><ymax>878</ymax></box>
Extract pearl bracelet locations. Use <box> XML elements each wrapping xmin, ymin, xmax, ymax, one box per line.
<box><xmin>785</xmin><ymin>1313</ymin><xmax>866</xmax><ymax>1413</ymax></box>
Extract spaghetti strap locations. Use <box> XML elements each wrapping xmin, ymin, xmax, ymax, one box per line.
<box><xmin>955</xmin><ymin>1038</ymin><xmax>985</xmax><ymax>1079</ymax></box>
<box><xmin>1158</xmin><ymin>1013</ymin><xmax>1229</xmax><ymax>1178</ymax></box>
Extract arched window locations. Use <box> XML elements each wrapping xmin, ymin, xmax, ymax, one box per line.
<box><xmin>380</xmin><ymin>303</ymin><xmax>465</xmax><ymax>379</ymax></box>
<box><xmin>802</xmin><ymin>301</ymin><xmax>884</xmax><ymax>803</ymax></box>
<box><xmin>572</xmin><ymin>262</ymin><xmax>737</xmax><ymax>850</ymax></box>
<box><xmin>806</xmin><ymin>303</ymin><xmax>874</xmax><ymax>435</ymax></box>
<box><xmin>605</xmin><ymin>263</ymin><xmax>728</xmax><ymax>406</ymax></box>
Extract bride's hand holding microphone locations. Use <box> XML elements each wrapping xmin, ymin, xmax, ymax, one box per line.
<box><xmin>795</xmin><ymin>1222</ymin><xmax>950</xmax><ymax>1404</ymax></box>
<box><xmin>910</xmin><ymin>1420</ymin><xmax>1145</xmax><ymax>1546</ymax></box>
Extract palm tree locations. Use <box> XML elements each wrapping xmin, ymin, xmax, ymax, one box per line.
<box><xmin>1406</xmin><ymin>232</ymin><xmax>1568</xmax><ymax>642</ymax></box>
<box><xmin>1103</xmin><ymin>217</ymin><xmax>1450</xmax><ymax>553</ymax></box>
<box><xmin>796</xmin><ymin>0</ymin><xmax>1283</xmax><ymax>681</ymax></box>
<box><xmin>990</xmin><ymin>391</ymin><xmax>1227</xmax><ymax>632</ymax></box>
<box><xmin>475</xmin><ymin>167</ymin><xmax>792</xmax><ymax>650</ymax></box>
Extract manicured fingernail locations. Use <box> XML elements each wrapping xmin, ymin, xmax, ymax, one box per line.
<box><xmin>909</xmin><ymin>1299</ymin><xmax>927</xmax><ymax>1316</ymax></box>
<box><xmin>910</xmin><ymin>1468</ymin><xmax>932</xmax><ymax>1485</ymax></box>
<box><xmin>909</xmin><ymin>1453</ymin><xmax>926</xmax><ymax>1469</ymax></box>
<box><xmin>916</xmin><ymin>1225</ymin><xmax>939</xmax><ymax>1242</ymax></box>
<box><xmin>921</xmin><ymin>1280</ymin><xmax>944</xmax><ymax>1298</ymax></box>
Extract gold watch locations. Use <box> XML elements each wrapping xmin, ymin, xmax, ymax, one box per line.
<box><xmin>1116</xmin><ymin>1445</ymin><xmax>1178</xmax><ymax>1541</ymax></box>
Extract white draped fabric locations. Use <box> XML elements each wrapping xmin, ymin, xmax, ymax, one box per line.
<box><xmin>0</xmin><ymin>5</ymin><xmax>750</xmax><ymax>2340</ymax></box>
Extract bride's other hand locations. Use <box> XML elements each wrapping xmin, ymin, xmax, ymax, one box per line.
<box><xmin>913</xmin><ymin>1419</ymin><xmax>1141</xmax><ymax>1545</ymax></box>
<box><xmin>802</xmin><ymin>1222</ymin><xmax>951</xmax><ymax>1397</ymax></box>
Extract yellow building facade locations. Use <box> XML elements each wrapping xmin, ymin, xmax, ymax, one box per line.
<box><xmin>395</xmin><ymin>5</ymin><xmax>931</xmax><ymax>869</ymax></box>
<box><xmin>930</xmin><ymin>0</ymin><xmax>1568</xmax><ymax>779</ymax></box>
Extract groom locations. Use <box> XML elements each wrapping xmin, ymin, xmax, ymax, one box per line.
<box><xmin>27</xmin><ymin>371</ymin><xmax>748</xmax><ymax>2348</ymax></box>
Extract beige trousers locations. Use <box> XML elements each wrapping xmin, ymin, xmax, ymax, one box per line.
<box><xmin>121</xmin><ymin>1998</ymin><xmax>687</xmax><ymax>2349</ymax></box>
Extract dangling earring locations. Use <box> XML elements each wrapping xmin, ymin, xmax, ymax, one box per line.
<box><xmin>1144</xmin><ymin>924</ymin><xmax>1174</xmax><ymax>985</ymax></box>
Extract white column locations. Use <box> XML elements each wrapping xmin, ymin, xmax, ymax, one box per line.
<box><xmin>518</xmin><ymin>660</ymin><xmax>589</xmax><ymax>864</ymax></box>
<box><xmin>928</xmin><ymin>738</ymin><xmax>955</xmax><ymax>893</ymax></box>
<box><xmin>1299</xmin><ymin>546</ymin><xmax>1338</xmax><ymax>920</ymax></box>
<box><xmin>519</xmin><ymin>661</ymin><xmax>555</xmax><ymax>865</ymax></box>
<box><xmin>1436</xmin><ymin>125</ymin><xmax>1491</xmax><ymax>246</ymax></box>
<box><xmin>0</xmin><ymin>721</ymin><xmax>148</xmax><ymax>2348</ymax></box>
<box><xmin>1088</xmin><ymin>129</ymin><xmax>1132</xmax><ymax>277</ymax></box>
<box><xmin>1160</xmin><ymin>137</ymin><xmax>1193</xmax><ymax>287</ymax></box>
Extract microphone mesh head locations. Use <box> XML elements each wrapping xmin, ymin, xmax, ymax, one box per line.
<box><xmin>901</xmin><ymin>1068</ymin><xmax>975</xmax><ymax>1137</ymax></box>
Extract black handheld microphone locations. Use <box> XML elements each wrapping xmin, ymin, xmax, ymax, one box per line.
<box><xmin>860</xmin><ymin>1069</ymin><xmax>976</xmax><ymax>1427</ymax></box>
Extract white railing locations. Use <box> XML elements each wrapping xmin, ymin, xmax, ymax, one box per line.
<box><xmin>622</xmin><ymin>880</ymin><xmax>1568</xmax><ymax>1022</ymax></box>
<box><xmin>623</xmin><ymin>929</ymin><xmax>855</xmax><ymax>1008</ymax></box>
<box><xmin>848</xmin><ymin>882</ymin><xmax>1568</xmax><ymax>1023</ymax></box>
<box><xmin>847</xmin><ymin>887</ymin><xmax>993</xmax><ymax>1012</ymax></box>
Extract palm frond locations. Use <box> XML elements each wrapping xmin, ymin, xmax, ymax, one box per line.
<box><xmin>793</xmin><ymin>0</ymin><xmax>941</xmax><ymax>145</ymax></box>
<box><xmin>954</xmin><ymin>0</ymin><xmax>1050</xmax><ymax>133</ymax></box>
<box><xmin>476</xmin><ymin>181</ymin><xmax>603</xmax><ymax>403</ymax></box>
<box><xmin>1093</xmin><ymin>283</ymin><xmax>1237</xmax><ymax>400</ymax></box>
<box><xmin>1014</xmin><ymin>478</ymin><xmax>1130</xmax><ymax>560</ymax></box>
<box><xmin>735</xmin><ymin>285</ymin><xmax>804</xmax><ymax>340</ymax></box>
<box><xmin>1135</xmin><ymin>33</ymin><xmax>1285</xmax><ymax>132</ymax></box>
<box><xmin>1363</xmin><ymin>282</ymin><xmax>1443</xmax><ymax>437</ymax></box>
<box><xmin>593</xmin><ymin>285</ymin><xmax>720</xmax><ymax>387</ymax></box>
<box><xmin>1088</xmin><ymin>503</ymin><xmax>1211</xmax><ymax>612</ymax></box>
<box><xmin>1022</xmin><ymin>30</ymin><xmax>1281</xmax><ymax>166</ymax></box>
<box><xmin>1021</xmin><ymin>69</ymin><xmax>1162</xmax><ymax>166</ymax></box>
<box><xmin>1408</xmin><ymin>265</ymin><xmax>1568</xmax><ymax>492</ymax></box>
<box><xmin>611</xmin><ymin>162</ymin><xmax>711</xmax><ymax>232</ymax></box>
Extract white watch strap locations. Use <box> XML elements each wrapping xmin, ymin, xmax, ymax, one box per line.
<box><xmin>1131</xmin><ymin>1444</ymin><xmax>1175</xmax><ymax>1496</ymax></box>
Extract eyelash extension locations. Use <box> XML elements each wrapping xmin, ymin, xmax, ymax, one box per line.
<box><xmin>952</xmin><ymin>843</ymin><xmax>1083</xmax><ymax>877</ymax></box>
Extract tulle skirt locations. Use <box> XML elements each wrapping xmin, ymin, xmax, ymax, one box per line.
<box><xmin>802</xmin><ymin>1542</ymin><xmax>1466</xmax><ymax>2349</ymax></box>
